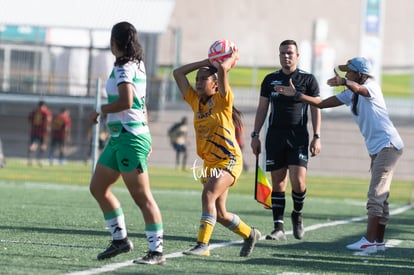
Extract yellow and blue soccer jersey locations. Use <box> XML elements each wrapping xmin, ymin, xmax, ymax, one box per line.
<box><xmin>184</xmin><ymin>87</ymin><xmax>242</xmax><ymax>181</ymax></box>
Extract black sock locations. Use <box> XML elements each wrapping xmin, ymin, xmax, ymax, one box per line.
<box><xmin>271</xmin><ymin>191</ymin><xmax>285</xmax><ymax>230</ymax></box>
<box><xmin>292</xmin><ymin>189</ymin><xmax>306</xmax><ymax>213</ymax></box>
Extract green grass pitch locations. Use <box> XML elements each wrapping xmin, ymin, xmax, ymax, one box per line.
<box><xmin>1</xmin><ymin>159</ymin><xmax>413</xmax><ymax>274</ymax></box>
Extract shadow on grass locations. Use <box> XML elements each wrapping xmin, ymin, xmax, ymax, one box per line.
<box><xmin>0</xmin><ymin>225</ymin><xmax>198</xmax><ymax>246</ymax></box>
<box><xmin>211</xmin><ymin>240</ymin><xmax>414</xmax><ymax>274</ymax></box>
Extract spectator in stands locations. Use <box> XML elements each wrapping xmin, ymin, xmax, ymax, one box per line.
<box><xmin>49</xmin><ymin>108</ymin><xmax>71</xmax><ymax>165</ymax></box>
<box><xmin>168</xmin><ymin>116</ymin><xmax>188</xmax><ymax>170</ymax></box>
<box><xmin>28</xmin><ymin>100</ymin><xmax>52</xmax><ymax>166</ymax></box>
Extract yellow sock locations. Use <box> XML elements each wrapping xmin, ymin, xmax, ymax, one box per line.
<box><xmin>225</xmin><ymin>213</ymin><xmax>251</xmax><ymax>239</ymax></box>
<box><xmin>197</xmin><ymin>213</ymin><xmax>216</xmax><ymax>244</ymax></box>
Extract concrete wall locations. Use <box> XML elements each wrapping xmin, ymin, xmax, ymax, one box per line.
<box><xmin>158</xmin><ymin>0</ymin><xmax>414</xmax><ymax>70</ymax></box>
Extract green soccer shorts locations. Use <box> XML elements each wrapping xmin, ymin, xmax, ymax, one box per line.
<box><xmin>98</xmin><ymin>131</ymin><xmax>151</xmax><ymax>172</ymax></box>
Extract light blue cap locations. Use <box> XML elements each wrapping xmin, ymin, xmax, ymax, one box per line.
<box><xmin>338</xmin><ymin>57</ymin><xmax>372</xmax><ymax>75</ymax></box>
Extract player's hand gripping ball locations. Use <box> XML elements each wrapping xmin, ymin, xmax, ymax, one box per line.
<box><xmin>208</xmin><ymin>39</ymin><xmax>237</xmax><ymax>68</ymax></box>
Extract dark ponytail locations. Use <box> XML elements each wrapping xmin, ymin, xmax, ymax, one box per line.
<box><xmin>111</xmin><ymin>21</ymin><xmax>144</xmax><ymax>67</ymax></box>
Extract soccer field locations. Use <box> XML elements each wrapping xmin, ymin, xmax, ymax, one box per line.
<box><xmin>1</xmin><ymin>159</ymin><xmax>413</xmax><ymax>274</ymax></box>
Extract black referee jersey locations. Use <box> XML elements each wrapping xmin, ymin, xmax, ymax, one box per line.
<box><xmin>260</xmin><ymin>68</ymin><xmax>320</xmax><ymax>129</ymax></box>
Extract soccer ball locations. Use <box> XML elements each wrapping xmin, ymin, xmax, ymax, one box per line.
<box><xmin>208</xmin><ymin>39</ymin><xmax>237</xmax><ymax>68</ymax></box>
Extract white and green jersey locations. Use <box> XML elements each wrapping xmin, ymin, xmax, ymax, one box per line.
<box><xmin>105</xmin><ymin>61</ymin><xmax>149</xmax><ymax>137</ymax></box>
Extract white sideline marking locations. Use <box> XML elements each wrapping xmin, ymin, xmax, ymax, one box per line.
<box><xmin>385</xmin><ymin>239</ymin><xmax>403</xmax><ymax>248</ymax></box>
<box><xmin>66</xmin><ymin>204</ymin><xmax>413</xmax><ymax>275</ymax></box>
<box><xmin>0</xmin><ymin>181</ymin><xmax>200</xmax><ymax>196</ymax></box>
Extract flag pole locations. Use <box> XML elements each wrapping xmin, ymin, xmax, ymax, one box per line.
<box><xmin>91</xmin><ymin>78</ymin><xmax>101</xmax><ymax>175</ymax></box>
<box><xmin>254</xmin><ymin>155</ymin><xmax>259</xmax><ymax>200</ymax></box>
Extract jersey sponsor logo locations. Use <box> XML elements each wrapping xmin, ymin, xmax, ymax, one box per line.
<box><xmin>270</xmin><ymin>80</ymin><xmax>283</xmax><ymax>86</ymax></box>
<box><xmin>271</xmin><ymin>91</ymin><xmax>280</xmax><ymax>98</ymax></box>
<box><xmin>119</xmin><ymin>71</ymin><xmax>127</xmax><ymax>79</ymax></box>
<box><xmin>197</xmin><ymin>125</ymin><xmax>211</xmax><ymax>140</ymax></box>
<box><xmin>270</xmin><ymin>80</ymin><xmax>283</xmax><ymax>98</ymax></box>
<box><xmin>121</xmin><ymin>158</ymin><xmax>129</xmax><ymax>167</ymax></box>
<box><xmin>197</xmin><ymin>108</ymin><xmax>212</xmax><ymax>119</ymax></box>
<box><xmin>298</xmin><ymin>153</ymin><xmax>308</xmax><ymax>162</ymax></box>
<box><xmin>116</xmin><ymin>67</ymin><xmax>127</xmax><ymax>79</ymax></box>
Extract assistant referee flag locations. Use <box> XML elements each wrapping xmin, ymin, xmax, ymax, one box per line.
<box><xmin>254</xmin><ymin>157</ymin><xmax>272</xmax><ymax>209</ymax></box>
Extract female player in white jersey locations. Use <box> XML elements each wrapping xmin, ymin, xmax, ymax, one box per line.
<box><xmin>89</xmin><ymin>21</ymin><xmax>165</xmax><ymax>265</ymax></box>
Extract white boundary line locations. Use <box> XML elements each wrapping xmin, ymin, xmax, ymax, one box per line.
<box><xmin>66</xmin><ymin>204</ymin><xmax>413</xmax><ymax>275</ymax></box>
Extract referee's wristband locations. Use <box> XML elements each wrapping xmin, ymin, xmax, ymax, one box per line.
<box><xmin>294</xmin><ymin>91</ymin><xmax>303</xmax><ymax>100</ymax></box>
<box><xmin>96</xmin><ymin>105</ymin><xmax>102</xmax><ymax>114</ymax></box>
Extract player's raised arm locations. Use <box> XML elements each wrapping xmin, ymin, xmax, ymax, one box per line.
<box><xmin>173</xmin><ymin>59</ymin><xmax>211</xmax><ymax>98</ymax></box>
<box><xmin>217</xmin><ymin>47</ymin><xmax>239</xmax><ymax>97</ymax></box>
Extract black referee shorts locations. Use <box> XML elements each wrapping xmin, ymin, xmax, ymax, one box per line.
<box><xmin>265</xmin><ymin>127</ymin><xmax>309</xmax><ymax>171</ymax></box>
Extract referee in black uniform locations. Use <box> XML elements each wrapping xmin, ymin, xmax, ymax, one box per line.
<box><xmin>251</xmin><ymin>40</ymin><xmax>321</xmax><ymax>241</ymax></box>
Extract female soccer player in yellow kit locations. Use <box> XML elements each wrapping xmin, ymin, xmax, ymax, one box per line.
<box><xmin>173</xmin><ymin>47</ymin><xmax>260</xmax><ymax>257</ymax></box>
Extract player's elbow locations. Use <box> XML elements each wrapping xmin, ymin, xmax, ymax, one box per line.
<box><xmin>172</xmin><ymin>69</ymin><xmax>182</xmax><ymax>81</ymax></box>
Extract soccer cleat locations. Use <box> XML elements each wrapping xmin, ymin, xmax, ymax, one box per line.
<box><xmin>97</xmin><ymin>239</ymin><xmax>133</xmax><ymax>260</ymax></box>
<box><xmin>240</xmin><ymin>228</ymin><xmax>261</xmax><ymax>257</ymax></box>
<box><xmin>183</xmin><ymin>242</ymin><xmax>210</xmax><ymax>256</ymax></box>
<box><xmin>346</xmin><ymin>237</ymin><xmax>377</xmax><ymax>254</ymax></box>
<box><xmin>265</xmin><ymin>229</ymin><xmax>287</xmax><ymax>241</ymax></box>
<box><xmin>291</xmin><ymin>211</ymin><xmax>304</xmax><ymax>240</ymax></box>
<box><xmin>133</xmin><ymin>251</ymin><xmax>166</xmax><ymax>265</ymax></box>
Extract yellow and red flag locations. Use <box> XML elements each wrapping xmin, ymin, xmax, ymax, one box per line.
<box><xmin>254</xmin><ymin>158</ymin><xmax>272</xmax><ymax>209</ymax></box>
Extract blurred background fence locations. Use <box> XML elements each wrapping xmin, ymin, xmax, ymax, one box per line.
<box><xmin>1</xmin><ymin>85</ymin><xmax>413</xmax><ymax>181</ymax></box>
<box><xmin>0</xmin><ymin>0</ymin><xmax>413</xmax><ymax>182</ymax></box>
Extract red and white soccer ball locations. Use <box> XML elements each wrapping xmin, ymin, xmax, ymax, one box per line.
<box><xmin>208</xmin><ymin>39</ymin><xmax>237</xmax><ymax>68</ymax></box>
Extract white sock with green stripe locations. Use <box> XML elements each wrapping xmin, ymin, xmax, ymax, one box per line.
<box><xmin>103</xmin><ymin>208</ymin><xmax>127</xmax><ymax>240</ymax></box>
<box><xmin>145</xmin><ymin>223</ymin><xmax>163</xmax><ymax>253</ymax></box>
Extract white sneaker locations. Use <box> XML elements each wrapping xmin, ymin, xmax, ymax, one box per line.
<box><xmin>376</xmin><ymin>241</ymin><xmax>386</xmax><ymax>252</ymax></box>
<box><xmin>346</xmin><ymin>237</ymin><xmax>377</xmax><ymax>254</ymax></box>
